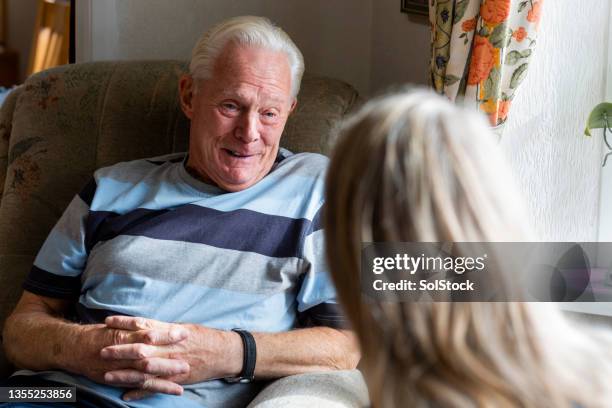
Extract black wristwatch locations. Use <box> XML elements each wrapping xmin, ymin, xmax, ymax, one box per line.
<box><xmin>225</xmin><ymin>328</ymin><xmax>257</xmax><ymax>383</ymax></box>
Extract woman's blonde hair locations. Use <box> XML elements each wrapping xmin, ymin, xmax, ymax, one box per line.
<box><xmin>324</xmin><ymin>89</ymin><xmax>612</xmax><ymax>407</ymax></box>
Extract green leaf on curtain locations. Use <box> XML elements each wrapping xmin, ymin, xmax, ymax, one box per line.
<box><xmin>510</xmin><ymin>63</ymin><xmax>529</xmax><ymax>89</ymax></box>
<box><xmin>490</xmin><ymin>23</ymin><xmax>511</xmax><ymax>48</ymax></box>
<box><xmin>453</xmin><ymin>0</ymin><xmax>469</xmax><ymax>24</ymax></box>
<box><xmin>518</xmin><ymin>1</ymin><xmax>529</xmax><ymax>13</ymax></box>
<box><xmin>584</xmin><ymin>103</ymin><xmax>612</xmax><ymax>136</ymax></box>
<box><xmin>479</xmin><ymin>26</ymin><xmax>490</xmax><ymax>37</ymax></box>
<box><xmin>444</xmin><ymin>75</ymin><xmax>461</xmax><ymax>86</ymax></box>
<box><xmin>505</xmin><ymin>50</ymin><xmax>523</xmax><ymax>65</ymax></box>
<box><xmin>484</xmin><ymin>67</ymin><xmax>502</xmax><ymax>101</ymax></box>
<box><xmin>520</xmin><ymin>49</ymin><xmax>532</xmax><ymax>58</ymax></box>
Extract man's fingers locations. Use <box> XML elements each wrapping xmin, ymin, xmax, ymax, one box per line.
<box><xmin>105</xmin><ymin>316</ymin><xmax>188</xmax><ymax>345</ymax></box>
<box><xmin>122</xmin><ymin>389</ymin><xmax>156</xmax><ymax>401</ymax></box>
<box><xmin>104</xmin><ymin>370</ymin><xmax>147</xmax><ymax>387</ymax></box>
<box><xmin>139</xmin><ymin>328</ymin><xmax>188</xmax><ymax>345</ymax></box>
<box><xmin>101</xmin><ymin>343</ymin><xmax>156</xmax><ymax>360</ymax></box>
<box><xmin>104</xmin><ymin>371</ymin><xmax>183</xmax><ymax>399</ymax></box>
<box><xmin>122</xmin><ymin>378</ymin><xmax>183</xmax><ymax>401</ymax></box>
<box><xmin>140</xmin><ymin>378</ymin><xmax>183</xmax><ymax>396</ymax></box>
<box><xmin>104</xmin><ymin>357</ymin><xmax>188</xmax><ymax>380</ymax></box>
<box><xmin>106</xmin><ymin>316</ymin><xmax>152</xmax><ymax>331</ymax></box>
<box><xmin>136</xmin><ymin>358</ymin><xmax>190</xmax><ymax>376</ymax></box>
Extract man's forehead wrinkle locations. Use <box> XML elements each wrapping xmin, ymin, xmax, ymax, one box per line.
<box><xmin>210</xmin><ymin>43</ymin><xmax>292</xmax><ymax>100</ymax></box>
<box><xmin>209</xmin><ymin>70</ymin><xmax>291</xmax><ymax>107</ymax></box>
<box><xmin>217</xmin><ymin>83</ymin><xmax>288</xmax><ymax>104</ymax></box>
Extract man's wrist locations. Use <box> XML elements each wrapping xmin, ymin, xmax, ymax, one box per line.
<box><xmin>180</xmin><ymin>324</ymin><xmax>243</xmax><ymax>379</ymax></box>
<box><xmin>56</xmin><ymin>323</ymin><xmax>97</xmax><ymax>373</ymax></box>
<box><xmin>224</xmin><ymin>329</ymin><xmax>244</xmax><ymax>377</ymax></box>
<box><xmin>225</xmin><ymin>329</ymin><xmax>256</xmax><ymax>383</ymax></box>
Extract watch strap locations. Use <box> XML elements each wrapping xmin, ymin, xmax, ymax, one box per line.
<box><xmin>228</xmin><ymin>328</ymin><xmax>256</xmax><ymax>383</ymax></box>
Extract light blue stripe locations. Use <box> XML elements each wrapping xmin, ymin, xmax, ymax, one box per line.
<box><xmin>80</xmin><ymin>273</ymin><xmax>298</xmax><ymax>332</ymax></box>
<box><xmin>190</xmin><ymin>170</ymin><xmax>325</xmax><ymax>220</ymax></box>
<box><xmin>296</xmin><ymin>229</ymin><xmax>337</xmax><ymax>311</ymax></box>
<box><xmin>95</xmin><ymin>158</ymin><xmax>162</xmax><ymax>183</ymax></box>
<box><xmin>34</xmin><ymin>229</ymin><xmax>86</xmax><ymax>277</ymax></box>
<box><xmin>91</xmin><ymin>163</ymin><xmax>205</xmax><ymax>212</ymax></box>
<box><xmin>90</xmin><ymin>154</ymin><xmax>326</xmax><ymax>220</ymax></box>
<box><xmin>296</xmin><ymin>271</ymin><xmax>337</xmax><ymax>313</ymax></box>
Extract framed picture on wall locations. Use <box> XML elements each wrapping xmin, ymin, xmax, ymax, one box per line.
<box><xmin>401</xmin><ymin>0</ymin><xmax>429</xmax><ymax>16</ymax></box>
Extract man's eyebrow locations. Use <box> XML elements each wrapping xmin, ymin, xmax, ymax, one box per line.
<box><xmin>218</xmin><ymin>90</ymin><xmax>287</xmax><ymax>105</ymax></box>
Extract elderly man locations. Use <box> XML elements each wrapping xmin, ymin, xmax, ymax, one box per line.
<box><xmin>2</xmin><ymin>16</ymin><xmax>359</xmax><ymax>408</ymax></box>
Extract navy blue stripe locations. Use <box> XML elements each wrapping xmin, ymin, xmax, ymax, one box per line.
<box><xmin>308</xmin><ymin>206</ymin><xmax>323</xmax><ymax>234</ymax></box>
<box><xmin>85</xmin><ymin>208</ymin><xmax>170</xmax><ymax>252</ymax></box>
<box><xmin>146</xmin><ymin>157</ymin><xmax>184</xmax><ymax>166</ymax></box>
<box><xmin>23</xmin><ymin>266</ymin><xmax>81</xmax><ymax>299</ymax></box>
<box><xmin>75</xmin><ymin>303</ymin><xmax>131</xmax><ymax>324</ymax></box>
<box><xmin>298</xmin><ymin>302</ymin><xmax>348</xmax><ymax>329</ymax></box>
<box><xmin>85</xmin><ymin>204</ymin><xmax>311</xmax><ymax>259</ymax></box>
<box><xmin>274</xmin><ymin>149</ymin><xmax>290</xmax><ymax>164</ymax></box>
<box><xmin>77</xmin><ymin>177</ymin><xmax>97</xmax><ymax>207</ymax></box>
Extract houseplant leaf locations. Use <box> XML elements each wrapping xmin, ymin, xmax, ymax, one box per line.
<box><xmin>585</xmin><ymin>102</ymin><xmax>612</xmax><ymax>136</ymax></box>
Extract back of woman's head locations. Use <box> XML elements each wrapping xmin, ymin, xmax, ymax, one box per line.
<box><xmin>324</xmin><ymin>89</ymin><xmax>612</xmax><ymax>407</ymax></box>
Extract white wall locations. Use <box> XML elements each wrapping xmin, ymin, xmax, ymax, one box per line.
<box><xmin>6</xmin><ymin>0</ymin><xmax>37</xmax><ymax>82</ymax></box>
<box><xmin>79</xmin><ymin>0</ymin><xmax>373</xmax><ymax>95</ymax></box>
<box><xmin>370</xmin><ymin>0</ymin><xmax>430</xmax><ymax>92</ymax></box>
<box><xmin>77</xmin><ymin>0</ymin><xmax>431</xmax><ymax>96</ymax></box>
<box><xmin>503</xmin><ymin>0</ymin><xmax>611</xmax><ymax>241</ymax></box>
<box><xmin>76</xmin><ymin>1</ymin><xmax>610</xmax><ymax>242</ymax></box>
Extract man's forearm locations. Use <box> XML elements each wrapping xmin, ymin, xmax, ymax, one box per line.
<box><xmin>3</xmin><ymin>310</ymin><xmax>85</xmax><ymax>372</ymax></box>
<box><xmin>251</xmin><ymin>327</ymin><xmax>360</xmax><ymax>379</ymax></box>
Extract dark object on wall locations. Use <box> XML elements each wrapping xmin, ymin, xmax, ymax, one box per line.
<box><xmin>0</xmin><ymin>49</ymin><xmax>18</xmax><ymax>87</ymax></box>
<box><xmin>401</xmin><ymin>0</ymin><xmax>429</xmax><ymax>16</ymax></box>
<box><xmin>0</xmin><ymin>0</ymin><xmax>5</xmax><ymax>47</ymax></box>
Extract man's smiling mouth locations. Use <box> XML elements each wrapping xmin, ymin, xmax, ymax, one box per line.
<box><xmin>223</xmin><ymin>148</ymin><xmax>258</xmax><ymax>158</ymax></box>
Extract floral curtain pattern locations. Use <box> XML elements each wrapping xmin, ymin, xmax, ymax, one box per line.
<box><xmin>430</xmin><ymin>0</ymin><xmax>543</xmax><ymax>128</ymax></box>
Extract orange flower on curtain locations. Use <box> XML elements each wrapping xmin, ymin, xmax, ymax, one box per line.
<box><xmin>430</xmin><ymin>0</ymin><xmax>543</xmax><ymax>129</ymax></box>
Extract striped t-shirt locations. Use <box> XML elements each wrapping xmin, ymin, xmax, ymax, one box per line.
<box><xmin>18</xmin><ymin>149</ymin><xmax>343</xmax><ymax>408</ymax></box>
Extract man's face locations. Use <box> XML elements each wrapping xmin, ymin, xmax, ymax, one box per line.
<box><xmin>179</xmin><ymin>43</ymin><xmax>296</xmax><ymax>192</ymax></box>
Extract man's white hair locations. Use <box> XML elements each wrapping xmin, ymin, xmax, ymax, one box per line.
<box><xmin>189</xmin><ymin>15</ymin><xmax>305</xmax><ymax>98</ymax></box>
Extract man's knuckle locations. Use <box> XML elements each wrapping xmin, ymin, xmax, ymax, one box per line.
<box><xmin>142</xmin><ymin>358</ymin><xmax>155</xmax><ymax>373</ymax></box>
<box><xmin>137</xmin><ymin>318</ymin><xmax>152</xmax><ymax>329</ymax></box>
<box><xmin>111</xmin><ymin>329</ymin><xmax>125</xmax><ymax>345</ymax></box>
<box><xmin>134</xmin><ymin>344</ymin><xmax>149</xmax><ymax>359</ymax></box>
<box><xmin>141</xmin><ymin>377</ymin><xmax>155</xmax><ymax>390</ymax></box>
<box><xmin>142</xmin><ymin>331</ymin><xmax>156</xmax><ymax>343</ymax></box>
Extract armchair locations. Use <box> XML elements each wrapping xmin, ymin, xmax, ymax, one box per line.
<box><xmin>0</xmin><ymin>61</ymin><xmax>368</xmax><ymax>407</ymax></box>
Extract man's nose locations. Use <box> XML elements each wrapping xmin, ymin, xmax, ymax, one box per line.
<box><xmin>236</xmin><ymin>112</ymin><xmax>260</xmax><ymax>143</ymax></box>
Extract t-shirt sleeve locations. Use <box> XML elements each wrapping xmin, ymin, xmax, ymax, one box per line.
<box><xmin>296</xmin><ymin>206</ymin><xmax>348</xmax><ymax>329</ymax></box>
<box><xmin>23</xmin><ymin>178</ymin><xmax>96</xmax><ymax>299</ymax></box>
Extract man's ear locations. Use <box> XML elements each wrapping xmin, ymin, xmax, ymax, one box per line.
<box><xmin>179</xmin><ymin>74</ymin><xmax>195</xmax><ymax>119</ymax></box>
<box><xmin>289</xmin><ymin>98</ymin><xmax>298</xmax><ymax>115</ymax></box>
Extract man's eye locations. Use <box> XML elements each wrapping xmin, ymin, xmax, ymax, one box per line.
<box><xmin>221</xmin><ymin>103</ymin><xmax>239</xmax><ymax>112</ymax></box>
<box><xmin>263</xmin><ymin>111</ymin><xmax>277</xmax><ymax>118</ymax></box>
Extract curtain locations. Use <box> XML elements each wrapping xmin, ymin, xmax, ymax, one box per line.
<box><xmin>430</xmin><ymin>0</ymin><xmax>543</xmax><ymax>128</ymax></box>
